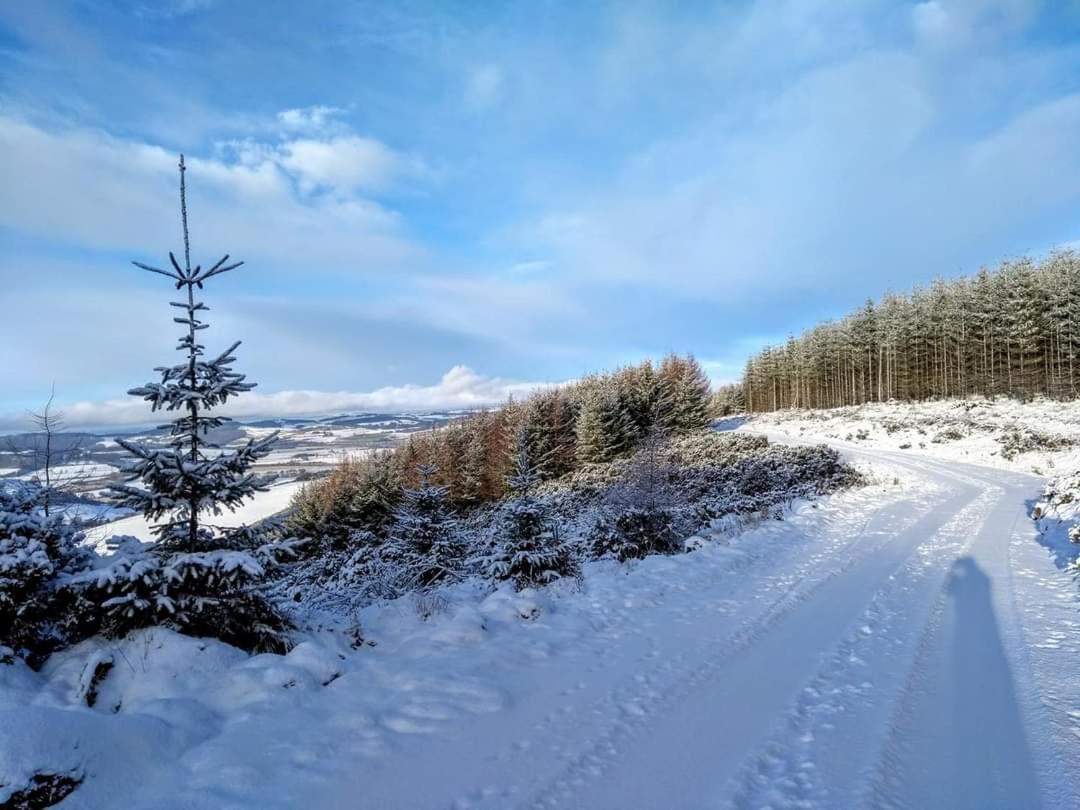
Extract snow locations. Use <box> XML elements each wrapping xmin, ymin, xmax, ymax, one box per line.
<box><xmin>0</xmin><ymin>468</ymin><xmax>19</xmax><ymax>477</ymax></box>
<box><xmin>18</xmin><ymin>462</ymin><xmax>119</xmax><ymax>487</ymax></box>
<box><xmin>56</xmin><ymin>503</ymin><xmax>135</xmax><ymax>525</ymax></box>
<box><xmin>0</xmin><ymin>475</ymin><xmax>918</xmax><ymax>808</ymax></box>
<box><xmin>743</xmin><ymin>397</ymin><xmax>1080</xmax><ymax>475</ymax></box>
<box><xmin>82</xmin><ymin>480</ymin><xmax>306</xmax><ymax>550</ymax></box>
<box><xmin>3</xmin><ymin>409</ymin><xmax>1080</xmax><ymax>807</ymax></box>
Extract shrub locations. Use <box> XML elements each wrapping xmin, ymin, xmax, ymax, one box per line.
<box><xmin>0</xmin><ymin>484</ymin><xmax>95</xmax><ymax>666</ymax></box>
<box><xmin>589</xmin><ymin>431</ymin><xmax>682</xmax><ymax>561</ymax></box>
<box><xmin>589</xmin><ymin>507</ymin><xmax>681</xmax><ymax>562</ymax></box>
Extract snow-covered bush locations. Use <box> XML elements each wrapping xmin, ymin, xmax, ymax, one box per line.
<box><xmin>280</xmin><ymin>428</ymin><xmax>860</xmax><ymax>612</ymax></box>
<box><xmin>589</xmin><ymin>431</ymin><xmax>681</xmax><ymax>562</ymax></box>
<box><xmin>998</xmin><ymin>426</ymin><xmax>1076</xmax><ymax>460</ymax></box>
<box><xmin>0</xmin><ymin>484</ymin><xmax>94</xmax><ymax>665</ymax></box>
<box><xmin>589</xmin><ymin>507</ymin><xmax>681</xmax><ymax>562</ymax></box>
<box><xmin>931</xmin><ymin>426</ymin><xmax>966</xmax><ymax>443</ymax></box>
<box><xmin>381</xmin><ymin>465</ymin><xmax>465</xmax><ymax>591</ymax></box>
<box><xmin>78</xmin><ymin>536</ymin><xmax>292</xmax><ymax>651</ymax></box>
<box><xmin>486</xmin><ymin>432</ymin><xmax>578</xmax><ymax>588</ymax></box>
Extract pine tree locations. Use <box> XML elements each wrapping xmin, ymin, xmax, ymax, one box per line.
<box><xmin>742</xmin><ymin>249</ymin><xmax>1080</xmax><ymax>410</ymax></box>
<box><xmin>384</xmin><ymin>464</ymin><xmax>464</xmax><ymax>590</ymax></box>
<box><xmin>1</xmin><ymin>483</ymin><xmax>93</xmax><ymax>665</ymax></box>
<box><xmin>574</xmin><ymin>377</ymin><xmax>642</xmax><ymax>463</ymax></box>
<box><xmin>575</xmin><ymin>385</ymin><xmax>612</xmax><ymax>464</ymax></box>
<box><xmin>656</xmin><ymin>355</ymin><xmax>712</xmax><ymax>432</ymax></box>
<box><xmin>487</xmin><ymin>430</ymin><xmax>577</xmax><ymax>589</ymax></box>
<box><xmin>459</xmin><ymin>414</ymin><xmax>491</xmax><ymax>504</ymax></box>
<box><xmin>92</xmin><ymin>156</ymin><xmax>296</xmax><ymax>651</ymax></box>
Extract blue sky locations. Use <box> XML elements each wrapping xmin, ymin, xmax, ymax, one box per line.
<box><xmin>2</xmin><ymin>0</ymin><xmax>1080</xmax><ymax>427</ymax></box>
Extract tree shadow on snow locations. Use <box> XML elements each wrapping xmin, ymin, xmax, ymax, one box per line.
<box><xmin>945</xmin><ymin>556</ymin><xmax>1041</xmax><ymax>809</ymax></box>
<box><xmin>1026</xmin><ymin>496</ymin><xmax>1080</xmax><ymax>572</ymax></box>
<box><xmin>712</xmin><ymin>416</ymin><xmax>749</xmax><ymax>432</ymax></box>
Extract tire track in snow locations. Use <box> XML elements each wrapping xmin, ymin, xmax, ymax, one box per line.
<box><xmin>723</xmin><ymin>467</ymin><xmax>1002</xmax><ymax>809</ymax></box>
<box><xmin>505</xmin><ymin>466</ymin><xmax>985</xmax><ymax>810</ymax></box>
<box><xmin>869</xmin><ymin>461</ymin><xmax>1067</xmax><ymax>809</ymax></box>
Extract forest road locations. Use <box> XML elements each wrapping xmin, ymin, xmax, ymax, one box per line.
<box><xmin>321</xmin><ymin>439</ymin><xmax>1080</xmax><ymax>810</ymax></box>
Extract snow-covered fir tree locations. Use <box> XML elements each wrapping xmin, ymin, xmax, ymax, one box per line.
<box><xmin>84</xmin><ymin>156</ymin><xmax>296</xmax><ymax>652</ymax></box>
<box><xmin>383</xmin><ymin>464</ymin><xmax>464</xmax><ymax>590</ymax></box>
<box><xmin>459</xmin><ymin>415</ymin><xmax>492</xmax><ymax>504</ymax></box>
<box><xmin>0</xmin><ymin>482</ymin><xmax>93</xmax><ymax>665</ymax></box>
<box><xmin>589</xmin><ymin>430</ymin><xmax>681</xmax><ymax>561</ymax></box>
<box><xmin>289</xmin><ymin>452</ymin><xmax>400</xmax><ymax>550</ymax></box>
<box><xmin>486</xmin><ymin>430</ymin><xmax>577</xmax><ymax>589</ymax></box>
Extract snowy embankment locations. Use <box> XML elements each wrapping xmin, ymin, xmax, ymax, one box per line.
<box><xmin>744</xmin><ymin>397</ymin><xmax>1080</xmax><ymax>474</ymax></box>
<box><xmin>747</xmin><ymin>397</ymin><xmax>1080</xmax><ymax>575</ymax></box>
<box><xmin>81</xmin><ymin>480</ymin><xmax>306</xmax><ymax>552</ymax></box>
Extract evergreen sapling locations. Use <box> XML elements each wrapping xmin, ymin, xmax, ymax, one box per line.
<box><xmin>487</xmin><ymin>429</ymin><xmax>578</xmax><ymax>589</ymax></box>
<box><xmin>83</xmin><ymin>156</ymin><xmax>298</xmax><ymax>652</ymax></box>
<box><xmin>384</xmin><ymin>464</ymin><xmax>464</xmax><ymax>590</ymax></box>
<box><xmin>0</xmin><ymin>482</ymin><xmax>94</xmax><ymax>665</ymax></box>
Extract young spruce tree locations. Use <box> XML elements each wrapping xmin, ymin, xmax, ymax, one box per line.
<box><xmin>0</xmin><ymin>483</ymin><xmax>93</xmax><ymax>665</ymax></box>
<box><xmin>92</xmin><ymin>156</ymin><xmax>295</xmax><ymax>651</ymax></box>
<box><xmin>487</xmin><ymin>429</ymin><xmax>577</xmax><ymax>589</ymax></box>
<box><xmin>384</xmin><ymin>464</ymin><xmax>464</xmax><ymax>590</ymax></box>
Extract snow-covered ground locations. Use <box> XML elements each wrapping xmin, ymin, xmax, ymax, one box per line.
<box><xmin>5</xmin><ymin>440</ymin><xmax>1080</xmax><ymax>807</ymax></box>
<box><xmin>17</xmin><ymin>462</ymin><xmax>120</xmax><ymax>488</ymax></box>
<box><xmin>81</xmin><ymin>480</ymin><xmax>307</xmax><ymax>551</ymax></box>
<box><xmin>4</xmin><ymin>412</ymin><xmax>1080</xmax><ymax>808</ymax></box>
<box><xmin>744</xmin><ymin>397</ymin><xmax>1080</xmax><ymax>475</ymax></box>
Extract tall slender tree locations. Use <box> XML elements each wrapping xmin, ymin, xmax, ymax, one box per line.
<box><xmin>96</xmin><ymin>156</ymin><xmax>294</xmax><ymax>650</ymax></box>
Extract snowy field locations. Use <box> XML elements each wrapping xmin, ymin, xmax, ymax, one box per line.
<box><xmin>0</xmin><ymin>411</ymin><xmax>457</xmax><ymax>512</ymax></box>
<box><xmin>744</xmin><ymin>397</ymin><xmax>1080</xmax><ymax>475</ymax></box>
<box><xmin>4</xmin><ymin>415</ymin><xmax>1080</xmax><ymax>808</ymax></box>
<box><xmin>81</xmin><ymin>480</ymin><xmax>308</xmax><ymax>551</ymax></box>
<box><xmin>17</xmin><ymin>462</ymin><xmax>121</xmax><ymax>487</ymax></box>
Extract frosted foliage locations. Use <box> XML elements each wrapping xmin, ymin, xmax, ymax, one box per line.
<box><xmin>0</xmin><ymin>484</ymin><xmax>92</xmax><ymax>663</ymax></box>
<box><xmin>91</xmin><ymin>157</ymin><xmax>295</xmax><ymax>652</ymax></box>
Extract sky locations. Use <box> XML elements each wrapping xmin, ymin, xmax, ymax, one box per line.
<box><xmin>2</xmin><ymin>0</ymin><xmax>1080</xmax><ymax>429</ymax></box>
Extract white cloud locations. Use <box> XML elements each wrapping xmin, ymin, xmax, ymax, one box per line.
<box><xmin>279</xmin><ymin>135</ymin><xmax>413</xmax><ymax>194</ymax></box>
<box><xmin>0</xmin><ymin>367</ymin><xmax>562</xmax><ymax>430</ymax></box>
<box><xmin>276</xmin><ymin>105</ymin><xmax>345</xmax><ymax>133</ymax></box>
<box><xmin>464</xmin><ymin>63</ymin><xmax>504</xmax><ymax>111</ymax></box>
<box><xmin>0</xmin><ymin>115</ymin><xmax>420</xmax><ymax>267</ymax></box>
<box><xmin>912</xmin><ymin>1</ymin><xmax>955</xmax><ymax>44</ymax></box>
<box><xmin>508</xmin><ymin>46</ymin><xmax>1080</xmax><ymax>302</ymax></box>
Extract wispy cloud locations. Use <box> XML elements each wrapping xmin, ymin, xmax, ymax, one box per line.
<box><xmin>0</xmin><ymin>115</ymin><xmax>420</xmax><ymax>267</ymax></box>
<box><xmin>0</xmin><ymin>367</ymin><xmax>563</xmax><ymax>431</ymax></box>
<box><xmin>276</xmin><ymin>105</ymin><xmax>346</xmax><ymax>134</ymax></box>
<box><xmin>2</xmin><ymin>0</ymin><xmax>1079</xmax><ymax>416</ymax></box>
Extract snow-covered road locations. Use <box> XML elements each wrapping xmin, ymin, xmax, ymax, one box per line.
<box><xmin>319</xmin><ymin>439</ymin><xmax>1080</xmax><ymax>810</ymax></box>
